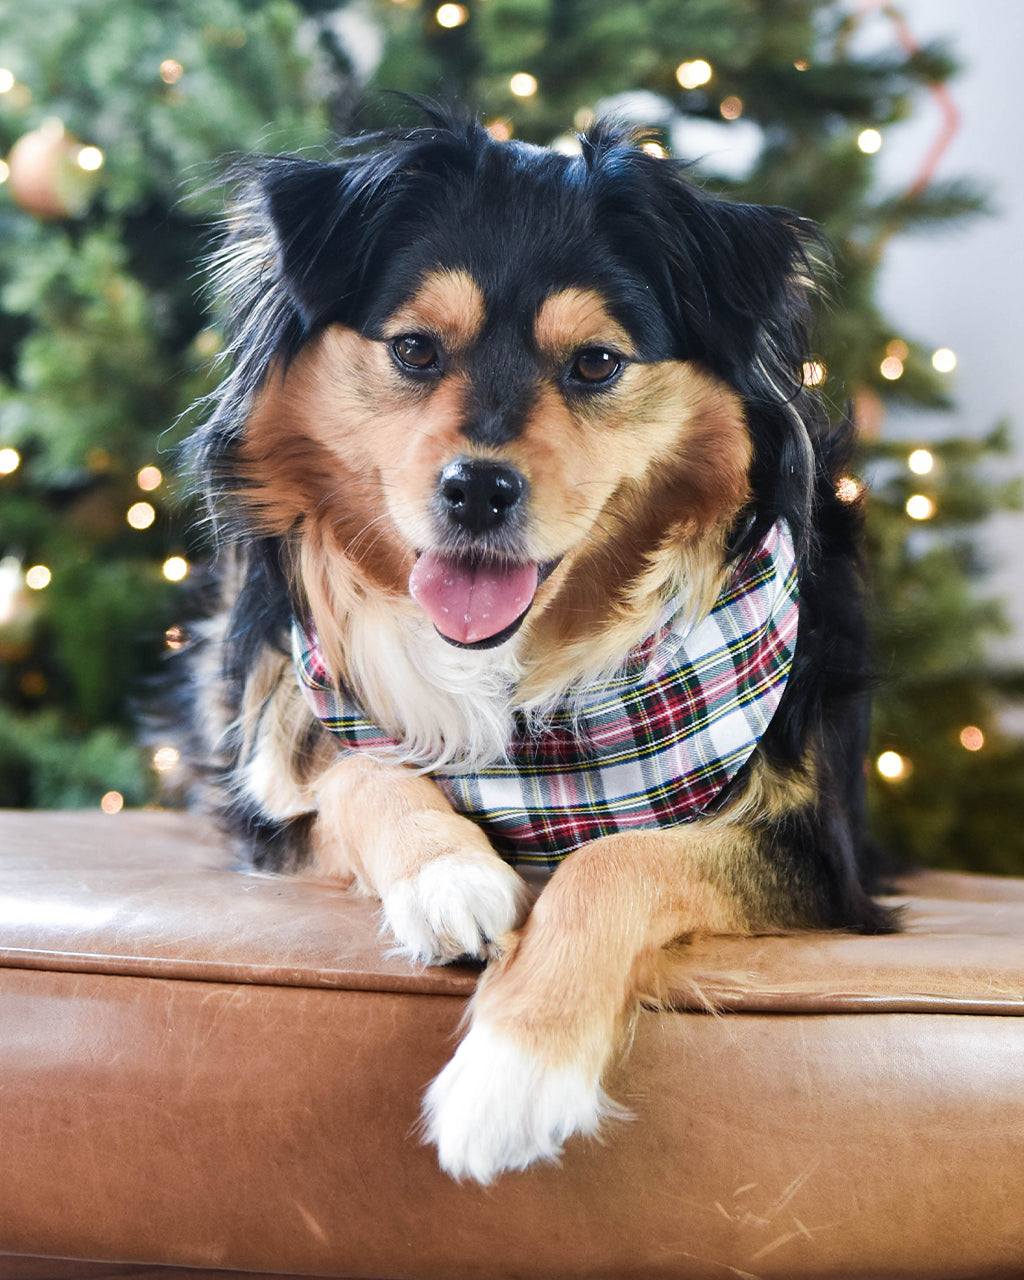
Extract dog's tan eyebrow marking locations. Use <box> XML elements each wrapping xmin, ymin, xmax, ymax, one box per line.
<box><xmin>384</xmin><ymin>269</ymin><xmax>486</xmax><ymax>353</ymax></box>
<box><xmin>534</xmin><ymin>288</ymin><xmax>638</xmax><ymax>363</ymax></box>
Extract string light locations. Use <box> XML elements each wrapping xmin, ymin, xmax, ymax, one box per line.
<box><xmin>194</xmin><ymin>328</ymin><xmax>221</xmax><ymax>358</ymax></box>
<box><xmin>794</xmin><ymin>60</ymin><xmax>810</xmax><ymax>71</ymax></box>
<box><xmin>160</xmin><ymin>59</ymin><xmax>184</xmax><ymax>85</ymax></box>
<box><xmin>876</xmin><ymin>750</ymin><xmax>909</xmax><ymax>780</ymax></box>
<box><xmin>0</xmin><ymin>447</ymin><xmax>20</xmax><ymax>474</ymax></box>
<box><xmin>163</xmin><ymin>556</ymin><xmax>189</xmax><ymax>581</ymax></box>
<box><xmin>720</xmin><ymin>96</ymin><xmax>743</xmax><ymax>120</ymax></box>
<box><xmin>906</xmin><ymin>494</ymin><xmax>935</xmax><ymax>520</ymax></box>
<box><xmin>509</xmin><ymin>73</ymin><xmax>538</xmax><ymax>98</ymax></box>
<box><xmin>803</xmin><ymin>360</ymin><xmax>826</xmax><ymax>387</ymax></box>
<box><xmin>165</xmin><ymin>625</ymin><xmax>186</xmax><ymax>650</ymax></box>
<box><xmin>152</xmin><ymin>745</ymin><xmax>180</xmax><ymax>772</ymax></box>
<box><xmin>960</xmin><ymin>726</ymin><xmax>984</xmax><ymax>751</ymax></box>
<box><xmin>886</xmin><ymin>339</ymin><xmax>909</xmax><ymax>360</ymax></box>
<box><xmin>127</xmin><ymin>501</ymin><xmax>156</xmax><ymax>530</ymax></box>
<box><xmin>25</xmin><ymin>565</ymin><xmax>51</xmax><ymax>590</ymax></box>
<box><xmin>137</xmin><ymin>465</ymin><xmax>162</xmax><ymax>491</ymax></box>
<box><xmin>435</xmin><ymin>3</ymin><xmax>469</xmax><ymax>27</ymax></box>
<box><xmin>0</xmin><ymin>161</ymin><xmax>9</xmax><ymax>184</ymax></box>
<box><xmin>487</xmin><ymin>118</ymin><xmax>513</xmax><ymax>141</ymax></box>
<box><xmin>858</xmin><ymin>128</ymin><xmax>882</xmax><ymax>154</ymax></box>
<box><xmin>641</xmin><ymin>141</ymin><xmax>668</xmax><ymax>158</ymax></box>
<box><xmin>908</xmin><ymin>448</ymin><xmax>934</xmax><ymax>475</ymax></box>
<box><xmin>676</xmin><ymin>60</ymin><xmax>713</xmax><ymax>89</ymax></box>
<box><xmin>100</xmin><ymin>791</ymin><xmax>124</xmax><ymax>814</ymax></box>
<box><xmin>836</xmin><ymin>476</ymin><xmax>862</xmax><ymax>503</ymax></box>
<box><xmin>932</xmin><ymin>347</ymin><xmax>957</xmax><ymax>373</ymax></box>
<box><xmin>77</xmin><ymin>146</ymin><xmax>104</xmax><ymax>172</ymax></box>
<box><xmin>0</xmin><ymin>557</ymin><xmax>21</xmax><ymax>624</ymax></box>
<box><xmin>0</xmin><ymin>69</ymin><xmax>15</xmax><ymax>94</ymax></box>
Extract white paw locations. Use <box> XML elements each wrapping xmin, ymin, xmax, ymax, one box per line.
<box><xmin>381</xmin><ymin>855</ymin><xmax>529</xmax><ymax>964</ymax></box>
<box><xmin>422</xmin><ymin>1021</ymin><xmax>619</xmax><ymax>1185</ymax></box>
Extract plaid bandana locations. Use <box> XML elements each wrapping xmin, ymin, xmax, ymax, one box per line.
<box><xmin>293</xmin><ymin>522</ymin><xmax>798</xmax><ymax>872</ymax></box>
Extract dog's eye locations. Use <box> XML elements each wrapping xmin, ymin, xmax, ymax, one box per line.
<box><xmin>391</xmin><ymin>334</ymin><xmax>441</xmax><ymax>372</ymax></box>
<box><xmin>569</xmin><ymin>348</ymin><xmax>622</xmax><ymax>386</ymax></box>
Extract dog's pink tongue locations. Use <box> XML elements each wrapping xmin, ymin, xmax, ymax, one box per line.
<box><xmin>409</xmin><ymin>553</ymin><xmax>539</xmax><ymax>644</ymax></box>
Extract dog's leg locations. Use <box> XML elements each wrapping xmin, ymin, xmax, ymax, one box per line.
<box><xmin>423</xmin><ymin>822</ymin><xmax>773</xmax><ymax>1183</ymax></box>
<box><xmin>311</xmin><ymin>754</ymin><xmax>531</xmax><ymax>965</ymax></box>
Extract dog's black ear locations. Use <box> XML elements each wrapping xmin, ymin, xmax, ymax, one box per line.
<box><xmin>670</xmin><ymin>193</ymin><xmax>819</xmax><ymax>398</ymax></box>
<box><xmin>256</xmin><ymin>156</ymin><xmax>377</xmax><ymax>329</ymax></box>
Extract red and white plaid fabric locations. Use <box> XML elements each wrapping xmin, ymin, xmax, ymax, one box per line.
<box><xmin>293</xmin><ymin>522</ymin><xmax>799</xmax><ymax>870</ymax></box>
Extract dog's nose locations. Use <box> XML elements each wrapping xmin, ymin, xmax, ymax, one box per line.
<box><xmin>438</xmin><ymin>459</ymin><xmax>526</xmax><ymax>535</ymax></box>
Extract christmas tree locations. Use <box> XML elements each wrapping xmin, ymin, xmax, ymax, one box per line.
<box><xmin>1</xmin><ymin>0</ymin><xmax>1020</xmax><ymax>870</ymax></box>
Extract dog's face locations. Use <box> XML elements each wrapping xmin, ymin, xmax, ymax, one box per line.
<box><xmin>223</xmin><ymin>120</ymin><xmax>816</xmax><ymax>670</ymax></box>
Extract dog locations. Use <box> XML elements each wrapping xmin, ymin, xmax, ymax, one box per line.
<box><xmin>183</xmin><ymin>103</ymin><xmax>897</xmax><ymax>1185</ymax></box>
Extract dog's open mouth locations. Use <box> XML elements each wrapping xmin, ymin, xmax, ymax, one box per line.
<box><xmin>409</xmin><ymin>552</ymin><xmax>556</xmax><ymax>649</ymax></box>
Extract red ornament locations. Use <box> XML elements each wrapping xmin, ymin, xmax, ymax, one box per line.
<box><xmin>6</xmin><ymin>120</ymin><xmax>100</xmax><ymax>219</ymax></box>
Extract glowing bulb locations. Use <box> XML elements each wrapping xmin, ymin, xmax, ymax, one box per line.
<box><xmin>436</xmin><ymin>3</ymin><xmax>469</xmax><ymax>27</ymax></box>
<box><xmin>160</xmin><ymin>59</ymin><xmax>184</xmax><ymax>85</ymax></box>
<box><xmin>932</xmin><ymin>347</ymin><xmax>957</xmax><ymax>373</ymax></box>
<box><xmin>858</xmin><ymin>128</ymin><xmax>882</xmax><ymax>154</ymax></box>
<box><xmin>137</xmin><ymin>465</ymin><xmax>163</xmax><ymax>491</ymax></box>
<box><xmin>25</xmin><ymin>565</ymin><xmax>51</xmax><ymax>590</ymax></box>
<box><xmin>836</xmin><ymin>476</ymin><xmax>862</xmax><ymax>504</ymax></box>
<box><xmin>886</xmin><ymin>339</ymin><xmax>909</xmax><ymax>360</ymax></box>
<box><xmin>0</xmin><ymin>447</ymin><xmax>20</xmax><ymax>474</ymax></box>
<box><xmin>906</xmin><ymin>494</ymin><xmax>935</xmax><ymax>521</ymax></box>
<box><xmin>794</xmin><ymin>60</ymin><xmax>810</xmax><ymax>71</ymax></box>
<box><xmin>876</xmin><ymin>751</ymin><xmax>907</xmax><ymax>780</ymax></box>
<box><xmin>487</xmin><ymin>118</ymin><xmax>513</xmax><ymax>141</ymax></box>
<box><xmin>720</xmin><ymin>96</ymin><xmax>743</xmax><ymax>120</ymax></box>
<box><xmin>0</xmin><ymin>160</ymin><xmax>9</xmax><ymax>184</ymax></box>
<box><xmin>960</xmin><ymin>725</ymin><xmax>984</xmax><ymax>751</ymax></box>
<box><xmin>676</xmin><ymin>59</ymin><xmax>712</xmax><ymax>90</ymax></box>
<box><xmin>127</xmin><ymin>501</ymin><xmax>156</xmax><ymax>530</ymax></box>
<box><xmin>100</xmin><ymin>791</ymin><xmax>124</xmax><ymax>814</ymax></box>
<box><xmin>803</xmin><ymin>360</ymin><xmax>826</xmax><ymax>387</ymax></box>
<box><xmin>165</xmin><ymin>624</ymin><xmax>186</xmax><ymax>650</ymax></box>
<box><xmin>76</xmin><ymin>146</ymin><xmax>104</xmax><ymax>172</ymax></box>
<box><xmin>0</xmin><ymin>69</ymin><xmax>14</xmax><ymax>94</ymax></box>
<box><xmin>641</xmin><ymin>141</ymin><xmax>668</xmax><ymax>158</ymax></box>
<box><xmin>880</xmin><ymin>356</ymin><xmax>904</xmax><ymax>380</ymax></box>
<box><xmin>152</xmin><ymin>745</ymin><xmax>180</xmax><ymax>772</ymax></box>
<box><xmin>163</xmin><ymin>556</ymin><xmax>189</xmax><ymax>581</ymax></box>
<box><xmin>908</xmin><ymin>449</ymin><xmax>934</xmax><ymax>475</ymax></box>
<box><xmin>509</xmin><ymin>73</ymin><xmax>538</xmax><ymax>98</ymax></box>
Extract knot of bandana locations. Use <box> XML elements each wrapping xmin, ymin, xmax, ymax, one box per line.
<box><xmin>293</xmin><ymin>522</ymin><xmax>799</xmax><ymax>871</ymax></box>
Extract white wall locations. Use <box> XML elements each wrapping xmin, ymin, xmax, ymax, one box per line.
<box><xmin>869</xmin><ymin>0</ymin><xmax>1024</xmax><ymax>664</ymax></box>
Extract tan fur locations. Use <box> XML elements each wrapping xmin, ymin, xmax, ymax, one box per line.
<box><xmin>384</xmin><ymin>268</ymin><xmax>487</xmax><ymax>354</ymax></box>
<box><xmin>309</xmin><ymin>751</ymin><xmax>508</xmax><ymax>893</ymax></box>
<box><xmin>533</xmin><ymin>288</ymin><xmax>637</xmax><ymax>365</ymax></box>
<box><xmin>237</xmin><ymin>293</ymin><xmax>751</xmax><ymax>710</ymax></box>
<box><xmin>468</xmin><ymin>822</ymin><xmax>765</xmax><ymax>1080</ymax></box>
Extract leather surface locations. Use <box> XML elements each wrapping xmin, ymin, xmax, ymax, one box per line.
<box><xmin>0</xmin><ymin>1263</ymin><xmax>338</xmax><ymax>1279</ymax></box>
<box><xmin>1</xmin><ymin>966</ymin><xmax>1023</xmax><ymax>1278</ymax></box>
<box><xmin>1</xmin><ymin>809</ymin><xmax>1023</xmax><ymax>1014</ymax></box>
<box><xmin>2</xmin><ymin>811</ymin><xmax>1024</xmax><ymax>1278</ymax></box>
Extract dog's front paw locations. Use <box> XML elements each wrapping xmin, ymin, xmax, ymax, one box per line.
<box><xmin>422</xmin><ymin>1021</ymin><xmax>617</xmax><ymax>1185</ymax></box>
<box><xmin>381</xmin><ymin>855</ymin><xmax>529</xmax><ymax>964</ymax></box>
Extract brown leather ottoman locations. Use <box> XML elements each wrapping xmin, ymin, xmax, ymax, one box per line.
<box><xmin>0</xmin><ymin>810</ymin><xmax>1022</xmax><ymax>1279</ymax></box>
